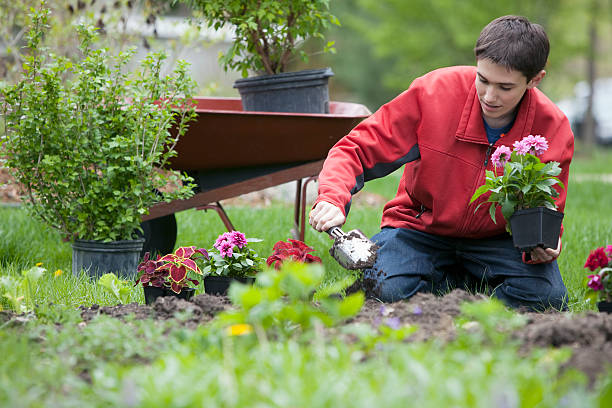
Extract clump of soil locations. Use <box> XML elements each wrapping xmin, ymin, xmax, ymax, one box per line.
<box><xmin>79</xmin><ymin>293</ymin><xmax>234</xmax><ymax>328</ymax></box>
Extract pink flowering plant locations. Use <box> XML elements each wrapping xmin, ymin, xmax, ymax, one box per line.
<box><xmin>584</xmin><ymin>245</ymin><xmax>612</xmax><ymax>303</ymax></box>
<box><xmin>135</xmin><ymin>246</ymin><xmax>208</xmax><ymax>294</ymax></box>
<box><xmin>202</xmin><ymin>231</ymin><xmax>264</xmax><ymax>278</ymax></box>
<box><xmin>470</xmin><ymin>135</ymin><xmax>565</xmax><ymax>232</ymax></box>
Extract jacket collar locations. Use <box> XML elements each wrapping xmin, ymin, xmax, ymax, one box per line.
<box><xmin>455</xmin><ymin>81</ymin><xmax>536</xmax><ymax>145</ymax></box>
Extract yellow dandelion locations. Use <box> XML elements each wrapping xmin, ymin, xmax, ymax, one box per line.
<box><xmin>35</xmin><ymin>262</ymin><xmax>43</xmax><ymax>267</ymax></box>
<box><xmin>54</xmin><ymin>269</ymin><xmax>63</xmax><ymax>277</ymax></box>
<box><xmin>225</xmin><ymin>323</ymin><xmax>253</xmax><ymax>337</ymax></box>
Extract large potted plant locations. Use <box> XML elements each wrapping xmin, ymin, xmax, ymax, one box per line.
<box><xmin>181</xmin><ymin>0</ymin><xmax>339</xmax><ymax>113</ymax></box>
<box><xmin>1</xmin><ymin>7</ymin><xmax>197</xmax><ymax>278</ymax></box>
<box><xmin>470</xmin><ymin>135</ymin><xmax>565</xmax><ymax>252</ymax></box>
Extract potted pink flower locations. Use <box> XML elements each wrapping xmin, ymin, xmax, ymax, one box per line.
<box><xmin>201</xmin><ymin>231</ymin><xmax>264</xmax><ymax>295</ymax></box>
<box><xmin>584</xmin><ymin>245</ymin><xmax>612</xmax><ymax>312</ymax></box>
<box><xmin>470</xmin><ymin>135</ymin><xmax>565</xmax><ymax>251</ymax></box>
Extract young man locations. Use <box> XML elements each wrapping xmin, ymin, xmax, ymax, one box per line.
<box><xmin>309</xmin><ymin>15</ymin><xmax>574</xmax><ymax>311</ymax></box>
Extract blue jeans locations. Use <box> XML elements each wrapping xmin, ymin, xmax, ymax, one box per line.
<box><xmin>363</xmin><ymin>228</ymin><xmax>568</xmax><ymax>311</ymax></box>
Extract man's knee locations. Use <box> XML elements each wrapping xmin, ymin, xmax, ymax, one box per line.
<box><xmin>495</xmin><ymin>279</ymin><xmax>568</xmax><ymax>311</ymax></box>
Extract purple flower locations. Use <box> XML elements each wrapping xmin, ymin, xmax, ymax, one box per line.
<box><xmin>512</xmin><ymin>139</ymin><xmax>530</xmax><ymax>155</ymax></box>
<box><xmin>491</xmin><ymin>145</ymin><xmax>512</xmax><ymax>168</ymax></box>
<box><xmin>412</xmin><ymin>305</ymin><xmax>423</xmax><ymax>315</ymax></box>
<box><xmin>588</xmin><ymin>274</ymin><xmax>604</xmax><ymax>291</ymax></box>
<box><xmin>214</xmin><ymin>232</ymin><xmax>232</xmax><ymax>250</ymax></box>
<box><xmin>230</xmin><ymin>231</ymin><xmax>248</xmax><ymax>249</ymax></box>
<box><xmin>384</xmin><ymin>317</ymin><xmax>401</xmax><ymax>330</ymax></box>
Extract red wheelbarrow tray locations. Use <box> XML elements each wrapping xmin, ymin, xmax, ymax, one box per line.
<box><xmin>144</xmin><ymin>96</ymin><xmax>371</xmax><ymax>224</ymax></box>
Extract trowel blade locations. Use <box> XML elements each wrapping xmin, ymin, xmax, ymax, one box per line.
<box><xmin>329</xmin><ymin>229</ymin><xmax>378</xmax><ymax>270</ymax></box>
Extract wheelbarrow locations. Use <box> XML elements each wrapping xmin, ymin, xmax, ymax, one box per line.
<box><xmin>140</xmin><ymin>97</ymin><xmax>370</xmax><ymax>256</ymax></box>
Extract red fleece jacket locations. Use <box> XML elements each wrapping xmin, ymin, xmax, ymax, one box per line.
<box><xmin>316</xmin><ymin>66</ymin><xmax>574</xmax><ymax>239</ymax></box>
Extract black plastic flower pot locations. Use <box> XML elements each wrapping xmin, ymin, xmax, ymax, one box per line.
<box><xmin>597</xmin><ymin>301</ymin><xmax>612</xmax><ymax>313</ymax></box>
<box><xmin>72</xmin><ymin>238</ymin><xmax>145</xmax><ymax>279</ymax></box>
<box><xmin>143</xmin><ymin>286</ymin><xmax>195</xmax><ymax>305</ymax></box>
<box><xmin>509</xmin><ymin>207</ymin><xmax>564</xmax><ymax>252</ymax></box>
<box><xmin>204</xmin><ymin>276</ymin><xmax>255</xmax><ymax>296</ymax></box>
<box><xmin>233</xmin><ymin>68</ymin><xmax>334</xmax><ymax>113</ymax></box>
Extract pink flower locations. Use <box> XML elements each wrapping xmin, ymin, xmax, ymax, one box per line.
<box><xmin>214</xmin><ymin>232</ymin><xmax>233</xmax><ymax>251</ymax></box>
<box><xmin>606</xmin><ymin>245</ymin><xmax>612</xmax><ymax>257</ymax></box>
<box><xmin>230</xmin><ymin>231</ymin><xmax>248</xmax><ymax>249</ymax></box>
<box><xmin>524</xmin><ymin>134</ymin><xmax>549</xmax><ymax>156</ymax></box>
<box><xmin>584</xmin><ymin>247</ymin><xmax>610</xmax><ymax>271</ymax></box>
<box><xmin>587</xmin><ymin>274</ymin><xmax>604</xmax><ymax>291</ymax></box>
<box><xmin>219</xmin><ymin>241</ymin><xmax>234</xmax><ymax>258</ymax></box>
<box><xmin>491</xmin><ymin>145</ymin><xmax>512</xmax><ymax>168</ymax></box>
<box><xmin>512</xmin><ymin>139</ymin><xmax>530</xmax><ymax>155</ymax></box>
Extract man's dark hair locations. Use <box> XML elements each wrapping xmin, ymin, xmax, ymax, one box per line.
<box><xmin>474</xmin><ymin>15</ymin><xmax>549</xmax><ymax>81</ymax></box>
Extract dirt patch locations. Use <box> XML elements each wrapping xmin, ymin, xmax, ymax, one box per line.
<box><xmin>2</xmin><ymin>289</ymin><xmax>611</xmax><ymax>383</ymax></box>
<box><xmin>71</xmin><ymin>288</ymin><xmax>612</xmax><ymax>383</ymax></box>
<box><xmin>79</xmin><ymin>293</ymin><xmax>234</xmax><ymax>329</ymax></box>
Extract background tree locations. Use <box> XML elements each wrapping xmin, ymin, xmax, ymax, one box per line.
<box><xmin>320</xmin><ymin>0</ymin><xmax>612</xmax><ymax>117</ymax></box>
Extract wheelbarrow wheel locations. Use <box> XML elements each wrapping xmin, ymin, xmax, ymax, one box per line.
<box><xmin>138</xmin><ymin>214</ymin><xmax>177</xmax><ymax>258</ymax></box>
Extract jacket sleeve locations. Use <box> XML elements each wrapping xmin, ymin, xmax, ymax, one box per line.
<box><xmin>551</xmin><ymin>118</ymin><xmax>574</xmax><ymax>214</ymax></box>
<box><xmin>315</xmin><ymin>84</ymin><xmax>424</xmax><ymax>216</ymax></box>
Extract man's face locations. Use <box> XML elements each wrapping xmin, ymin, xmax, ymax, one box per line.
<box><xmin>475</xmin><ymin>58</ymin><xmax>544</xmax><ymax>127</ymax></box>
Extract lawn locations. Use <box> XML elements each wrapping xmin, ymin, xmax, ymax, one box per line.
<box><xmin>0</xmin><ymin>145</ymin><xmax>611</xmax><ymax>407</ymax></box>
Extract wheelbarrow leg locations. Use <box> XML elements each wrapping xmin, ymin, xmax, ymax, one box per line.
<box><xmin>197</xmin><ymin>201</ymin><xmax>236</xmax><ymax>232</ymax></box>
<box><xmin>293</xmin><ymin>176</ymin><xmax>318</xmax><ymax>242</ymax></box>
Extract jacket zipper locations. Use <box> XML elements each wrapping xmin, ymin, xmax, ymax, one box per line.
<box><xmin>460</xmin><ymin>143</ymin><xmax>493</xmax><ymax>233</ymax></box>
<box><xmin>483</xmin><ymin>143</ymin><xmax>493</xmax><ymax>167</ymax></box>
<box><xmin>415</xmin><ymin>204</ymin><xmax>426</xmax><ymax>219</ymax></box>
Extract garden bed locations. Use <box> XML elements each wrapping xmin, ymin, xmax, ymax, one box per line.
<box><xmin>70</xmin><ymin>289</ymin><xmax>612</xmax><ymax>384</ymax></box>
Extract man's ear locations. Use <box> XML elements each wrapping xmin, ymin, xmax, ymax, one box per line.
<box><xmin>527</xmin><ymin>70</ymin><xmax>546</xmax><ymax>89</ymax></box>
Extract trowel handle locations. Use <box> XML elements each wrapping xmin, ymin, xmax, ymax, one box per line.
<box><xmin>326</xmin><ymin>226</ymin><xmax>345</xmax><ymax>239</ymax></box>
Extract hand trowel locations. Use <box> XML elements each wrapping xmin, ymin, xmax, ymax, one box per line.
<box><xmin>326</xmin><ymin>226</ymin><xmax>379</xmax><ymax>270</ymax></box>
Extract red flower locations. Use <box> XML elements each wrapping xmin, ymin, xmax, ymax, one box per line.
<box><xmin>266</xmin><ymin>239</ymin><xmax>322</xmax><ymax>270</ymax></box>
<box><xmin>587</xmin><ymin>274</ymin><xmax>604</xmax><ymax>291</ymax></box>
<box><xmin>584</xmin><ymin>247</ymin><xmax>610</xmax><ymax>271</ymax></box>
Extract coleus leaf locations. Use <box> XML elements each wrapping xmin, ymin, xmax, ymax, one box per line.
<box><xmin>175</xmin><ymin>246</ymin><xmax>196</xmax><ymax>258</ymax></box>
<box><xmin>169</xmin><ymin>264</ymin><xmax>187</xmax><ymax>283</ymax></box>
<box><xmin>158</xmin><ymin>254</ymin><xmax>178</xmax><ymax>263</ymax></box>
<box><xmin>170</xmin><ymin>281</ymin><xmax>183</xmax><ymax>294</ymax></box>
<box><xmin>181</xmin><ymin>258</ymin><xmax>201</xmax><ymax>274</ymax></box>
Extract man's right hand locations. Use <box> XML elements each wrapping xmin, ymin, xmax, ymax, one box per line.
<box><xmin>309</xmin><ymin>201</ymin><xmax>346</xmax><ymax>232</ymax></box>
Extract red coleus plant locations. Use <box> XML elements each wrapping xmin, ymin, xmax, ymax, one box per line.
<box><xmin>135</xmin><ymin>246</ymin><xmax>209</xmax><ymax>294</ymax></box>
<box><xmin>266</xmin><ymin>239</ymin><xmax>322</xmax><ymax>270</ymax></box>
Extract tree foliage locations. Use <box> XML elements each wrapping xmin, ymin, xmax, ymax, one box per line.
<box><xmin>324</xmin><ymin>0</ymin><xmax>610</xmax><ymax>110</ymax></box>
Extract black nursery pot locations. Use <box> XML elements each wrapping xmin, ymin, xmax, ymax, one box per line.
<box><xmin>204</xmin><ymin>276</ymin><xmax>255</xmax><ymax>296</ymax></box>
<box><xmin>597</xmin><ymin>301</ymin><xmax>612</xmax><ymax>314</ymax></box>
<box><xmin>509</xmin><ymin>207</ymin><xmax>564</xmax><ymax>252</ymax></box>
<box><xmin>233</xmin><ymin>68</ymin><xmax>334</xmax><ymax>113</ymax></box>
<box><xmin>143</xmin><ymin>286</ymin><xmax>195</xmax><ymax>305</ymax></box>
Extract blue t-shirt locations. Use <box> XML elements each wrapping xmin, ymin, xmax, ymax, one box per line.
<box><xmin>483</xmin><ymin>118</ymin><xmax>514</xmax><ymax>145</ymax></box>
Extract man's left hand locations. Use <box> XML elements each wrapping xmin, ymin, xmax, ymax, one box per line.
<box><xmin>528</xmin><ymin>237</ymin><xmax>561</xmax><ymax>263</ymax></box>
